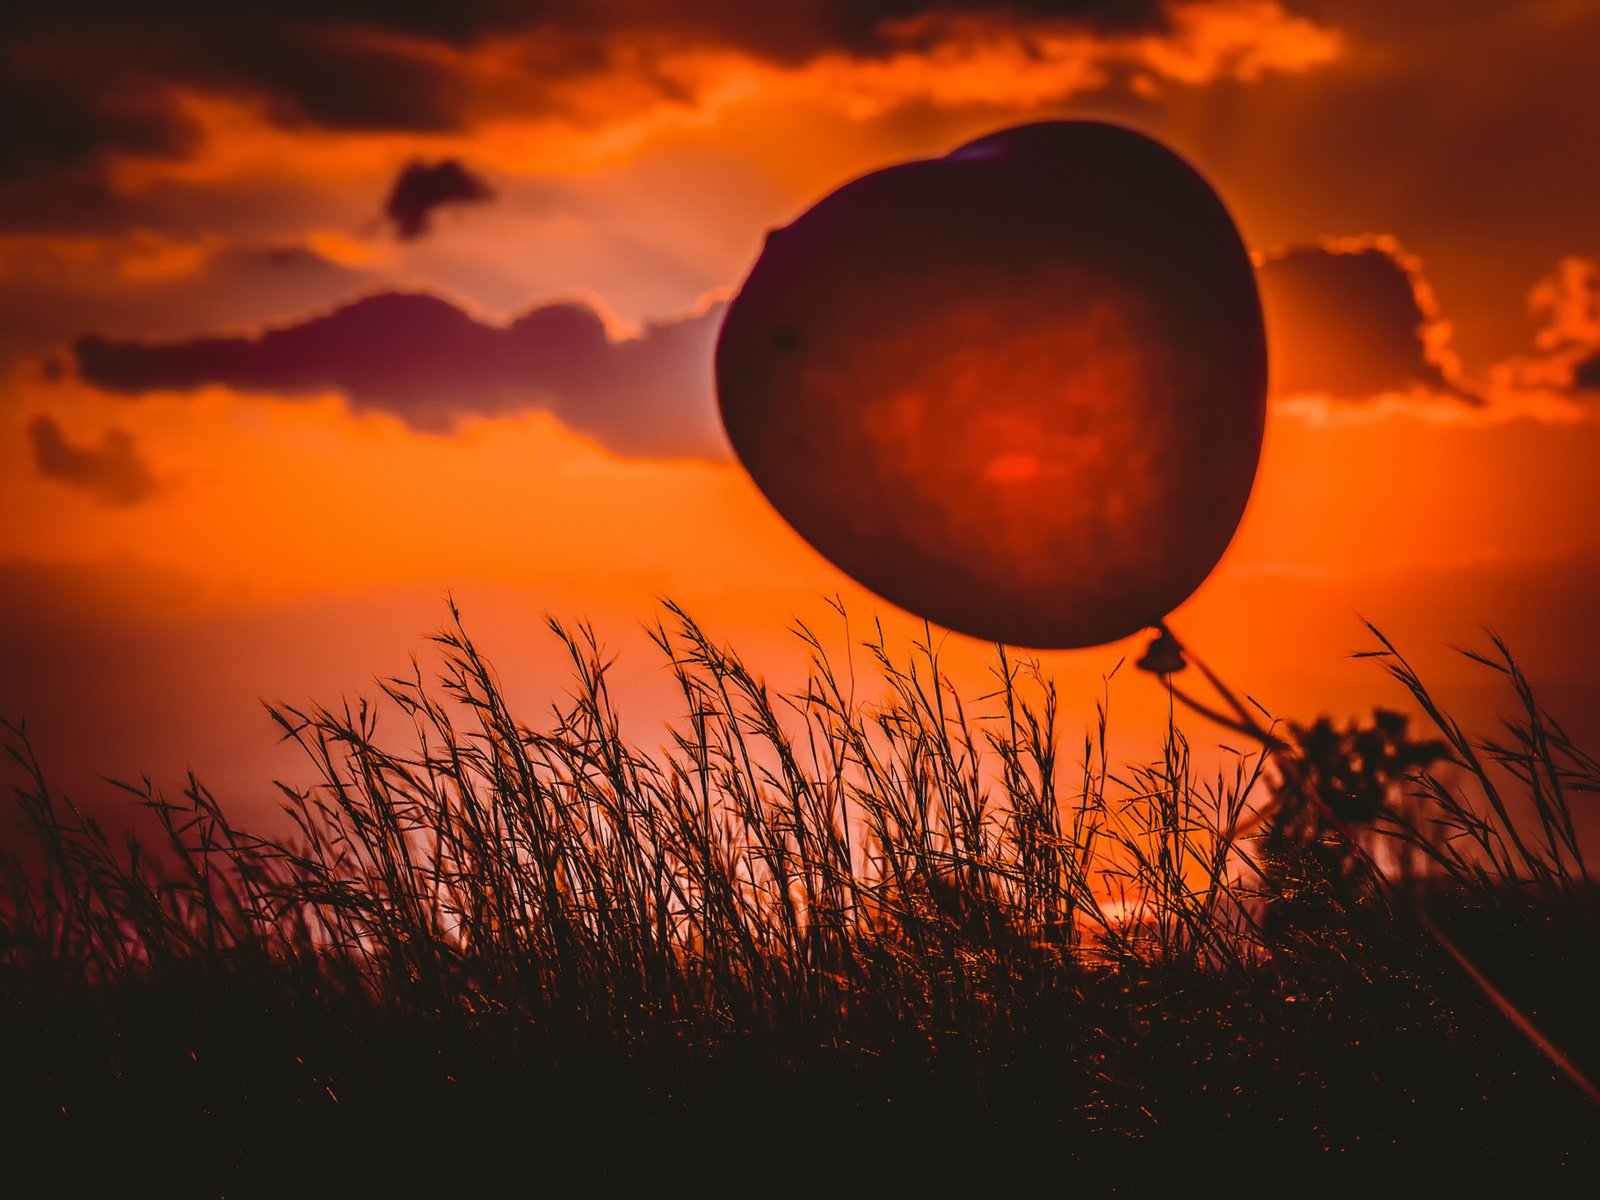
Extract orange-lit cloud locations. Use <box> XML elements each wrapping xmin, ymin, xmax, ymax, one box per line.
<box><xmin>1530</xmin><ymin>258</ymin><xmax>1600</xmax><ymax>353</ymax></box>
<box><xmin>1132</xmin><ymin>0</ymin><xmax>1341</xmax><ymax>84</ymax></box>
<box><xmin>744</xmin><ymin>1</ymin><xmax>1335</xmax><ymax>117</ymax></box>
<box><xmin>1258</xmin><ymin>250</ymin><xmax>1600</xmax><ymax>426</ymax></box>
<box><xmin>1255</xmin><ymin>234</ymin><xmax>1471</xmax><ymax>405</ymax></box>
<box><xmin>1528</xmin><ymin>257</ymin><xmax>1600</xmax><ymax>394</ymax></box>
<box><xmin>4</xmin><ymin>3</ymin><xmax>1341</xmax><ymax>204</ymax></box>
<box><xmin>1480</xmin><ymin>258</ymin><xmax>1600</xmax><ymax>404</ymax></box>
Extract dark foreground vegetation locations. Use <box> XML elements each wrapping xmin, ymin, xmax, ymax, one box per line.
<box><xmin>4</xmin><ymin>604</ymin><xmax>1598</xmax><ymax>1196</ymax></box>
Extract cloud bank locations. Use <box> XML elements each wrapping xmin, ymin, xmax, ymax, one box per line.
<box><xmin>67</xmin><ymin>228</ymin><xmax>1511</xmax><ymax>465</ymax></box>
<box><xmin>73</xmin><ymin>292</ymin><xmax>729</xmax><ymax>460</ymax></box>
<box><xmin>0</xmin><ymin>2</ymin><xmax>1333</xmax><ymax>190</ymax></box>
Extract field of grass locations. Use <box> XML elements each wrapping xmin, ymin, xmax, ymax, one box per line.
<box><xmin>4</xmin><ymin>602</ymin><xmax>1598</xmax><ymax>1196</ymax></box>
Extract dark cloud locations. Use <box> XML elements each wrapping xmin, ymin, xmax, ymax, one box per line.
<box><xmin>1574</xmin><ymin>353</ymin><xmax>1600</xmax><ymax>393</ymax></box>
<box><xmin>0</xmin><ymin>2</ymin><xmax>1176</xmax><ymax>185</ymax></box>
<box><xmin>0</xmin><ymin>74</ymin><xmax>193</xmax><ymax>186</ymax></box>
<box><xmin>0</xmin><ymin>17</ymin><xmax>474</xmax><ymax>185</ymax></box>
<box><xmin>581</xmin><ymin>1</ymin><xmax>1172</xmax><ymax>65</ymax></box>
<box><xmin>1255</xmin><ymin>240</ymin><xmax>1477</xmax><ymax>403</ymax></box>
<box><xmin>385</xmin><ymin>160</ymin><xmax>494</xmax><ymax>240</ymax></box>
<box><xmin>28</xmin><ymin>415</ymin><xmax>159</xmax><ymax>506</ymax></box>
<box><xmin>14</xmin><ymin>2</ymin><xmax>1173</xmax><ymax>61</ymax></box>
<box><xmin>73</xmin><ymin>291</ymin><xmax>728</xmax><ymax>460</ymax></box>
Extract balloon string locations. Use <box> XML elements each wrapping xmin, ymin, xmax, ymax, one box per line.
<box><xmin>1149</xmin><ymin>621</ymin><xmax>1600</xmax><ymax>1109</ymax></box>
<box><xmin>1154</xmin><ymin>620</ymin><xmax>1286</xmax><ymax>751</ymax></box>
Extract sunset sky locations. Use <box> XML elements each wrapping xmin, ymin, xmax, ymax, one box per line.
<box><xmin>4</xmin><ymin>0</ymin><xmax>1599</xmax><ymax>832</ymax></box>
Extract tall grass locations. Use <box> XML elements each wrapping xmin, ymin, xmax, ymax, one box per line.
<box><xmin>2</xmin><ymin>602</ymin><xmax>1597</xmax><ymax>1191</ymax></box>
<box><xmin>1</xmin><ymin>604</ymin><xmax>1263</xmax><ymax>1018</ymax></box>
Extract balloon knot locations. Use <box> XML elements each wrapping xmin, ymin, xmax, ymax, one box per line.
<box><xmin>1136</xmin><ymin>627</ymin><xmax>1187</xmax><ymax>677</ymax></box>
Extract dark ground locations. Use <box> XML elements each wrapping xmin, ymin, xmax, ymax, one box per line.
<box><xmin>6</xmin><ymin>903</ymin><xmax>1598</xmax><ymax>1199</ymax></box>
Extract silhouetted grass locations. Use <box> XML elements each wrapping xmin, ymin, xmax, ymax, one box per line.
<box><xmin>2</xmin><ymin>602</ymin><xmax>1597</xmax><ymax>1196</ymax></box>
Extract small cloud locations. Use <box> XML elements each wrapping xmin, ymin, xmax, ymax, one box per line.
<box><xmin>1572</xmin><ymin>351</ymin><xmax>1600</xmax><ymax>392</ymax></box>
<box><xmin>28</xmin><ymin>415</ymin><xmax>159</xmax><ymax>506</ymax></box>
<box><xmin>384</xmin><ymin>159</ymin><xmax>494</xmax><ymax>240</ymax></box>
<box><xmin>1503</xmin><ymin>258</ymin><xmax>1600</xmax><ymax>397</ymax></box>
<box><xmin>1529</xmin><ymin>257</ymin><xmax>1600</xmax><ymax>395</ymax></box>
<box><xmin>1255</xmin><ymin>235</ymin><xmax>1477</xmax><ymax>404</ymax></box>
<box><xmin>1529</xmin><ymin>256</ymin><xmax>1600</xmax><ymax>353</ymax></box>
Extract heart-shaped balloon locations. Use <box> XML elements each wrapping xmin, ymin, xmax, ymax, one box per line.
<box><xmin>716</xmin><ymin>120</ymin><xmax>1266</xmax><ymax>649</ymax></box>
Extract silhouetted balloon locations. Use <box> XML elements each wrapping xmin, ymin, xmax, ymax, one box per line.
<box><xmin>716</xmin><ymin>120</ymin><xmax>1266</xmax><ymax>649</ymax></box>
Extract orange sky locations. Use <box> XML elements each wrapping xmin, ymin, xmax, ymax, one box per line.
<box><xmin>3</xmin><ymin>0</ymin><xmax>1599</xmax><ymax>834</ymax></box>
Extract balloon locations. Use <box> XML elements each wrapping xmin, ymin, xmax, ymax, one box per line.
<box><xmin>715</xmin><ymin>120</ymin><xmax>1266</xmax><ymax>649</ymax></box>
